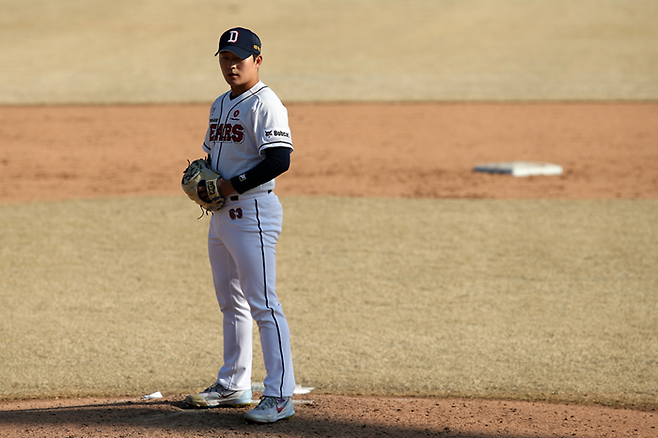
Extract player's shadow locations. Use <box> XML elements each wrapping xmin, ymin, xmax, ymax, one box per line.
<box><xmin>0</xmin><ymin>398</ymin><xmax>534</xmax><ymax>438</ymax></box>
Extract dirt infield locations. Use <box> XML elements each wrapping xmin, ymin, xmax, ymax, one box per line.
<box><xmin>1</xmin><ymin>103</ymin><xmax>657</xmax><ymax>436</ymax></box>
<box><xmin>1</xmin><ymin>395</ymin><xmax>657</xmax><ymax>438</ymax></box>
<box><xmin>1</xmin><ymin>103</ymin><xmax>657</xmax><ymax>204</ymax></box>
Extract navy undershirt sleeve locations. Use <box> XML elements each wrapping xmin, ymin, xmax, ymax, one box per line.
<box><xmin>230</xmin><ymin>147</ymin><xmax>292</xmax><ymax>194</ymax></box>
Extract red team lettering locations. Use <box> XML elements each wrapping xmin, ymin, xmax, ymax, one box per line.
<box><xmin>209</xmin><ymin>123</ymin><xmax>245</xmax><ymax>143</ymax></box>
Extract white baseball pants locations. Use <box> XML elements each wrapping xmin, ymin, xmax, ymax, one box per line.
<box><xmin>207</xmin><ymin>191</ymin><xmax>295</xmax><ymax>398</ymax></box>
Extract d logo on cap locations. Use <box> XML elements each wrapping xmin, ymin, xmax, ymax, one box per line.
<box><xmin>215</xmin><ymin>27</ymin><xmax>262</xmax><ymax>59</ymax></box>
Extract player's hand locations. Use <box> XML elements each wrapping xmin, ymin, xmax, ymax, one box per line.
<box><xmin>218</xmin><ymin>178</ymin><xmax>235</xmax><ymax>197</ymax></box>
<box><xmin>198</xmin><ymin>182</ymin><xmax>211</xmax><ymax>203</ymax></box>
<box><xmin>198</xmin><ymin>178</ymin><xmax>233</xmax><ymax>203</ymax></box>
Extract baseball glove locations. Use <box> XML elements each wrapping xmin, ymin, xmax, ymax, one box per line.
<box><xmin>181</xmin><ymin>158</ymin><xmax>225</xmax><ymax>213</ymax></box>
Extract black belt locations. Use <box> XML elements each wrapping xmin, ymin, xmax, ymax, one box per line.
<box><xmin>229</xmin><ymin>190</ymin><xmax>272</xmax><ymax>201</ymax></box>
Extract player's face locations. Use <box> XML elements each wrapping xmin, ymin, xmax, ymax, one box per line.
<box><xmin>219</xmin><ymin>51</ymin><xmax>262</xmax><ymax>96</ymax></box>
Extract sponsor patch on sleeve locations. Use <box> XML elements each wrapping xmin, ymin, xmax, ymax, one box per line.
<box><xmin>264</xmin><ymin>128</ymin><xmax>292</xmax><ymax>142</ymax></box>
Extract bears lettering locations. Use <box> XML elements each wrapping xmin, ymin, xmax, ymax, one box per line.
<box><xmin>209</xmin><ymin>123</ymin><xmax>245</xmax><ymax>143</ymax></box>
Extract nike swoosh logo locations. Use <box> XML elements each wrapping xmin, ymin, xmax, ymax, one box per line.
<box><xmin>276</xmin><ymin>400</ymin><xmax>287</xmax><ymax>413</ymax></box>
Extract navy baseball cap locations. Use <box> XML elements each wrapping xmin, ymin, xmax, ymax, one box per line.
<box><xmin>214</xmin><ymin>27</ymin><xmax>261</xmax><ymax>58</ymax></box>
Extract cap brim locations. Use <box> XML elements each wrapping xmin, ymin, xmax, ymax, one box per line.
<box><xmin>214</xmin><ymin>46</ymin><xmax>252</xmax><ymax>59</ymax></box>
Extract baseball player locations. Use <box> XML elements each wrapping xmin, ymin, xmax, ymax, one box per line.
<box><xmin>184</xmin><ymin>27</ymin><xmax>296</xmax><ymax>424</ymax></box>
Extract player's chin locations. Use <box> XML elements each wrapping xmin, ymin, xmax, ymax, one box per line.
<box><xmin>225</xmin><ymin>74</ymin><xmax>240</xmax><ymax>83</ymax></box>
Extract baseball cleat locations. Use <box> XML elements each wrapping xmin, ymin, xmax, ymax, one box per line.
<box><xmin>243</xmin><ymin>396</ymin><xmax>295</xmax><ymax>423</ymax></box>
<box><xmin>185</xmin><ymin>382</ymin><xmax>252</xmax><ymax>408</ymax></box>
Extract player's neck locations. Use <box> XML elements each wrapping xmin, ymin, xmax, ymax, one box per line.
<box><xmin>230</xmin><ymin>79</ymin><xmax>260</xmax><ymax>99</ymax></box>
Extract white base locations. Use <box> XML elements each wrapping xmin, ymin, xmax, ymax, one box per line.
<box><xmin>473</xmin><ymin>161</ymin><xmax>563</xmax><ymax>177</ymax></box>
<box><xmin>251</xmin><ymin>382</ymin><xmax>314</xmax><ymax>394</ymax></box>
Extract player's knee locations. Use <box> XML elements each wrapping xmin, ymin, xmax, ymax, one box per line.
<box><xmin>250</xmin><ymin>304</ymin><xmax>284</xmax><ymax>325</ymax></box>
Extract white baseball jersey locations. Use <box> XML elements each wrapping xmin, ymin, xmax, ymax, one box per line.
<box><xmin>203</xmin><ymin>81</ymin><xmax>293</xmax><ymax>194</ymax></box>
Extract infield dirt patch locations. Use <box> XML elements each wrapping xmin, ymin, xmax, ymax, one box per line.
<box><xmin>1</xmin><ymin>103</ymin><xmax>657</xmax><ymax>204</ymax></box>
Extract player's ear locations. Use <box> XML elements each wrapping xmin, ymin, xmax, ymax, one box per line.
<box><xmin>254</xmin><ymin>54</ymin><xmax>263</xmax><ymax>68</ymax></box>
